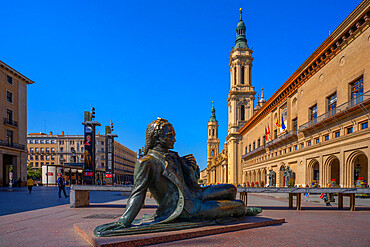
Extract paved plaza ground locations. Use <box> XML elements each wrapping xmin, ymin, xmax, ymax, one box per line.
<box><xmin>0</xmin><ymin>186</ymin><xmax>369</xmax><ymax>246</ymax></box>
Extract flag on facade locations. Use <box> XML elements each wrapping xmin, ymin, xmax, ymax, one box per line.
<box><xmin>281</xmin><ymin>116</ymin><xmax>286</xmax><ymax>130</ymax></box>
<box><xmin>275</xmin><ymin>118</ymin><xmax>282</xmax><ymax>128</ymax></box>
<box><xmin>267</xmin><ymin>126</ymin><xmax>271</xmax><ymax>140</ymax></box>
<box><xmin>265</xmin><ymin>127</ymin><xmax>269</xmax><ymax>141</ymax></box>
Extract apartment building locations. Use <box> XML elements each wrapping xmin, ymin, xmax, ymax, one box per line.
<box><xmin>27</xmin><ymin>132</ymin><xmax>136</xmax><ymax>185</ymax></box>
<box><xmin>0</xmin><ymin>60</ymin><xmax>34</xmax><ymax>186</ymax></box>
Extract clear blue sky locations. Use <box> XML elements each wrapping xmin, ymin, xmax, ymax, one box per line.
<box><xmin>0</xmin><ymin>0</ymin><xmax>362</xmax><ymax>170</ymax></box>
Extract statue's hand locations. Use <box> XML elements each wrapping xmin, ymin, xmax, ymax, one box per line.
<box><xmin>183</xmin><ymin>154</ymin><xmax>197</xmax><ymax>169</ymax></box>
<box><xmin>94</xmin><ymin>221</ymin><xmax>128</xmax><ymax>237</ymax></box>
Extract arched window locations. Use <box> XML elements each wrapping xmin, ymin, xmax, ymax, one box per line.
<box><xmin>212</xmin><ymin>150</ymin><xmax>215</xmax><ymax>156</ymax></box>
<box><xmin>234</xmin><ymin>67</ymin><xmax>237</xmax><ymax>85</ymax></box>
<box><xmin>241</xmin><ymin>105</ymin><xmax>245</xmax><ymax>121</ymax></box>
<box><xmin>212</xmin><ymin>129</ymin><xmax>215</xmax><ymax>136</ymax></box>
<box><xmin>209</xmin><ymin>129</ymin><xmax>211</xmax><ymax>136</ymax></box>
<box><xmin>241</xmin><ymin>66</ymin><xmax>244</xmax><ymax>84</ymax></box>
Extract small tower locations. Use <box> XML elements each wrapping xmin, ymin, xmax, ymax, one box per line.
<box><xmin>207</xmin><ymin>101</ymin><xmax>220</xmax><ymax>168</ymax></box>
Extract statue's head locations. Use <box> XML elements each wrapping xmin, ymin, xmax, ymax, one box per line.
<box><xmin>144</xmin><ymin>118</ymin><xmax>176</xmax><ymax>154</ymax></box>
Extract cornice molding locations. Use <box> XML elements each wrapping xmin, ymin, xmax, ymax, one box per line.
<box><xmin>0</xmin><ymin>60</ymin><xmax>35</xmax><ymax>84</ymax></box>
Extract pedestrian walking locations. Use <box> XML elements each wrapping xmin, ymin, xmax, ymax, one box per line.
<box><xmin>57</xmin><ymin>174</ymin><xmax>69</xmax><ymax>198</ymax></box>
<box><xmin>27</xmin><ymin>177</ymin><xmax>34</xmax><ymax>193</ymax></box>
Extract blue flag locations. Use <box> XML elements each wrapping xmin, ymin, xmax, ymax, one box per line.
<box><xmin>281</xmin><ymin>116</ymin><xmax>286</xmax><ymax>130</ymax></box>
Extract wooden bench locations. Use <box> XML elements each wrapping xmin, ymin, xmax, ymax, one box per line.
<box><xmin>237</xmin><ymin>187</ymin><xmax>370</xmax><ymax>211</ymax></box>
<box><xmin>70</xmin><ymin>185</ymin><xmax>133</xmax><ymax>208</ymax></box>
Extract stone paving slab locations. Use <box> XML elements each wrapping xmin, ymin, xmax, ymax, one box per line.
<box><xmin>74</xmin><ymin>216</ymin><xmax>285</xmax><ymax>247</ymax></box>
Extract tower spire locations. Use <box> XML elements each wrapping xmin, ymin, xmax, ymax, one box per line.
<box><xmin>210</xmin><ymin>101</ymin><xmax>216</xmax><ymax>122</ymax></box>
<box><xmin>235</xmin><ymin>8</ymin><xmax>248</xmax><ymax>49</ymax></box>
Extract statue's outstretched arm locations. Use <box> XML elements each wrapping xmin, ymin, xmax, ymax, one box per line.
<box><xmin>118</xmin><ymin>160</ymin><xmax>151</xmax><ymax>226</ymax></box>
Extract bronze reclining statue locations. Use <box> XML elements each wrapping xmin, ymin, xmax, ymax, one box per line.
<box><xmin>95</xmin><ymin>118</ymin><xmax>260</xmax><ymax>237</ymax></box>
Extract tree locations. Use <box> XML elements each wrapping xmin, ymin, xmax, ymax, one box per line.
<box><xmin>27</xmin><ymin>164</ymin><xmax>36</xmax><ymax>178</ymax></box>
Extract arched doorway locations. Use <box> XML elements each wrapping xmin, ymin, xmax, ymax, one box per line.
<box><xmin>313</xmin><ymin>163</ymin><xmax>320</xmax><ymax>183</ymax></box>
<box><xmin>352</xmin><ymin>153</ymin><xmax>368</xmax><ymax>186</ymax></box>
<box><xmin>346</xmin><ymin>151</ymin><xmax>368</xmax><ymax>187</ymax></box>
<box><xmin>330</xmin><ymin>158</ymin><xmax>340</xmax><ymax>185</ymax></box>
<box><xmin>261</xmin><ymin>169</ymin><xmax>267</xmax><ymax>187</ymax></box>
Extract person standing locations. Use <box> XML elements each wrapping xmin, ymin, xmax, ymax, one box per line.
<box><xmin>27</xmin><ymin>177</ymin><xmax>34</xmax><ymax>193</ymax></box>
<box><xmin>57</xmin><ymin>174</ymin><xmax>69</xmax><ymax>198</ymax></box>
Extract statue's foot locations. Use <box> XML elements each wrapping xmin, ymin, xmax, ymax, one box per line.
<box><xmin>94</xmin><ymin>221</ymin><xmax>127</xmax><ymax>237</ymax></box>
<box><xmin>245</xmin><ymin>207</ymin><xmax>262</xmax><ymax>216</ymax></box>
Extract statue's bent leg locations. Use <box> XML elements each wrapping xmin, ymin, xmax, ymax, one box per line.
<box><xmin>194</xmin><ymin>200</ymin><xmax>245</xmax><ymax>219</ymax></box>
<box><xmin>202</xmin><ymin>184</ymin><xmax>237</xmax><ymax>201</ymax></box>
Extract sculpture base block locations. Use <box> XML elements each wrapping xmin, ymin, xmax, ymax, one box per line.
<box><xmin>74</xmin><ymin>216</ymin><xmax>285</xmax><ymax>246</ymax></box>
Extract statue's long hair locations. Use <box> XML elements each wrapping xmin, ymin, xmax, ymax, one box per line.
<box><xmin>143</xmin><ymin>118</ymin><xmax>172</xmax><ymax>155</ymax></box>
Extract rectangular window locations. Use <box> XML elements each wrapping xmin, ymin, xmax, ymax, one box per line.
<box><xmin>361</xmin><ymin>122</ymin><xmax>368</xmax><ymax>130</ymax></box>
<box><xmin>101</xmin><ymin>148</ymin><xmax>104</xmax><ymax>152</ymax></box>
<box><xmin>35</xmin><ymin>156</ymin><xmax>39</xmax><ymax>160</ymax></box>
<box><xmin>307</xmin><ymin>141</ymin><xmax>311</xmax><ymax>146</ymax></box>
<box><xmin>101</xmin><ymin>141</ymin><xmax>104</xmax><ymax>145</ymax></box>
<box><xmin>35</xmin><ymin>162</ymin><xmax>39</xmax><ymax>167</ymax></box>
<box><xmin>335</xmin><ymin>131</ymin><xmax>340</xmax><ymax>138</ymax></box>
<box><xmin>46</xmin><ymin>148</ymin><xmax>49</xmax><ymax>153</ymax></box>
<box><xmin>257</xmin><ymin>139</ymin><xmax>260</xmax><ymax>147</ymax></box>
<box><xmin>249</xmin><ymin>145</ymin><xmax>251</xmax><ymax>153</ymax></box>
<box><xmin>36</xmin><ymin>147</ymin><xmax>39</xmax><ymax>152</ymax></box>
<box><xmin>40</xmin><ymin>155</ymin><xmax>44</xmax><ymax>160</ymax></box>
<box><xmin>30</xmin><ymin>155</ymin><xmax>33</xmax><ymax>160</ymax></box>
<box><xmin>324</xmin><ymin>135</ymin><xmax>329</xmax><ymax>141</ymax></box>
<box><xmin>6</xmin><ymin>130</ymin><xmax>14</xmax><ymax>146</ymax></box>
<box><xmin>40</xmin><ymin>148</ymin><xmax>44</xmax><ymax>152</ymax></box>
<box><xmin>294</xmin><ymin>145</ymin><xmax>297</xmax><ymax>150</ymax></box>
<box><xmin>327</xmin><ymin>93</ymin><xmax>337</xmax><ymax>116</ymax></box>
<box><xmin>315</xmin><ymin>138</ymin><xmax>320</xmax><ymax>144</ymax></box>
<box><xmin>46</xmin><ymin>155</ymin><xmax>49</xmax><ymax>160</ymax></box>
<box><xmin>6</xmin><ymin>75</ymin><xmax>13</xmax><ymax>84</ymax></box>
<box><xmin>30</xmin><ymin>148</ymin><xmax>33</xmax><ymax>153</ymax></box>
<box><xmin>40</xmin><ymin>140</ymin><xmax>44</xmax><ymax>144</ymax></box>
<box><xmin>310</xmin><ymin>105</ymin><xmax>317</xmax><ymax>121</ymax></box>
<box><xmin>6</xmin><ymin>109</ymin><xmax>13</xmax><ymax>122</ymax></box>
<box><xmin>292</xmin><ymin>118</ymin><xmax>298</xmax><ymax>131</ymax></box>
<box><xmin>6</xmin><ymin>91</ymin><xmax>13</xmax><ymax>103</ymax></box>
<box><xmin>60</xmin><ymin>147</ymin><xmax>63</xmax><ymax>152</ymax></box>
<box><xmin>245</xmin><ymin>147</ymin><xmax>248</xmax><ymax>154</ymax></box>
<box><xmin>51</xmin><ymin>155</ymin><xmax>55</xmax><ymax>160</ymax></box>
<box><xmin>301</xmin><ymin>143</ymin><xmax>304</xmax><ymax>148</ymax></box>
<box><xmin>51</xmin><ymin>148</ymin><xmax>55</xmax><ymax>152</ymax></box>
<box><xmin>289</xmin><ymin>147</ymin><xmax>292</xmax><ymax>152</ymax></box>
<box><xmin>274</xmin><ymin>129</ymin><xmax>277</xmax><ymax>139</ymax></box>
<box><xmin>350</xmin><ymin>77</ymin><xmax>364</xmax><ymax>105</ymax></box>
<box><xmin>346</xmin><ymin>127</ymin><xmax>353</xmax><ymax>134</ymax></box>
<box><xmin>253</xmin><ymin>142</ymin><xmax>255</xmax><ymax>150</ymax></box>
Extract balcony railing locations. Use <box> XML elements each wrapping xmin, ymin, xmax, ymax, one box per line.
<box><xmin>299</xmin><ymin>90</ymin><xmax>370</xmax><ymax>132</ymax></box>
<box><xmin>242</xmin><ymin>145</ymin><xmax>265</xmax><ymax>160</ymax></box>
<box><xmin>3</xmin><ymin>118</ymin><xmax>18</xmax><ymax>127</ymax></box>
<box><xmin>266</xmin><ymin>130</ymin><xmax>298</xmax><ymax>148</ymax></box>
<box><xmin>0</xmin><ymin>140</ymin><xmax>25</xmax><ymax>150</ymax></box>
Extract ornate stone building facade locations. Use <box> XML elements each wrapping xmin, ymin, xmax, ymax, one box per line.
<box><xmin>240</xmin><ymin>1</ymin><xmax>370</xmax><ymax>188</ymax></box>
<box><xmin>206</xmin><ymin>2</ymin><xmax>370</xmax><ymax>187</ymax></box>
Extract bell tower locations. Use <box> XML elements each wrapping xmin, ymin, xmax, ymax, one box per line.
<box><xmin>207</xmin><ymin>101</ymin><xmax>219</xmax><ymax>168</ymax></box>
<box><xmin>227</xmin><ymin>8</ymin><xmax>256</xmax><ymax>185</ymax></box>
